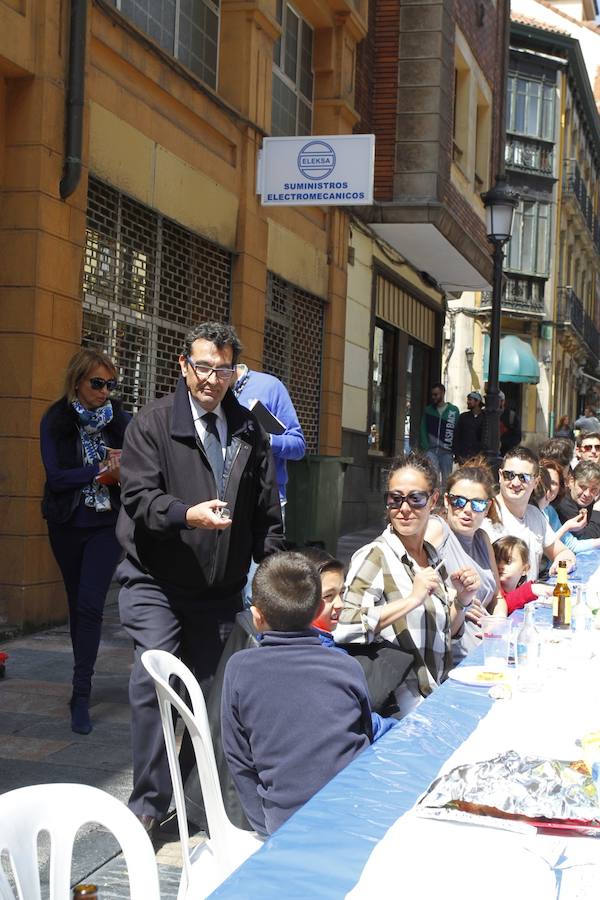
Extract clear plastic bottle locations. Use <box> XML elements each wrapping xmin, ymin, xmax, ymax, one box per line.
<box><xmin>571</xmin><ymin>587</ymin><xmax>593</xmax><ymax>658</ymax></box>
<box><xmin>516</xmin><ymin>604</ymin><xmax>541</xmax><ymax>691</ymax></box>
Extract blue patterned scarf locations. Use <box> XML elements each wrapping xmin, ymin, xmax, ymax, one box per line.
<box><xmin>71</xmin><ymin>399</ymin><xmax>114</xmax><ymax>512</ymax></box>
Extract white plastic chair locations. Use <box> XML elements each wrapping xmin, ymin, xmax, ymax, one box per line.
<box><xmin>141</xmin><ymin>649</ymin><xmax>263</xmax><ymax>899</ymax></box>
<box><xmin>0</xmin><ymin>782</ymin><xmax>160</xmax><ymax>900</ymax></box>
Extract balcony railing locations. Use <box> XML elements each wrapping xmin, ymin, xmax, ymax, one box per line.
<box><xmin>557</xmin><ymin>285</ymin><xmax>584</xmax><ymax>335</ymax></box>
<box><xmin>563</xmin><ymin>159</ymin><xmax>595</xmax><ymax>234</ymax></box>
<box><xmin>584</xmin><ymin>310</ymin><xmax>600</xmax><ymax>360</ymax></box>
<box><xmin>480</xmin><ymin>275</ymin><xmax>545</xmax><ymax>316</ymax></box>
<box><xmin>505</xmin><ymin>136</ymin><xmax>554</xmax><ymax>177</ymax></box>
<box><xmin>557</xmin><ymin>286</ymin><xmax>600</xmax><ymax>361</ymax></box>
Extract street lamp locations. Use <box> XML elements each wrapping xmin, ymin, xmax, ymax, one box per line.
<box><xmin>481</xmin><ymin>176</ymin><xmax>519</xmax><ymax>468</ymax></box>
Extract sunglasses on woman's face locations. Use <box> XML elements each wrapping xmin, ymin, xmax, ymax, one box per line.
<box><xmin>89</xmin><ymin>377</ymin><xmax>118</xmax><ymax>391</ymax></box>
<box><xmin>384</xmin><ymin>490</ymin><xmax>431</xmax><ymax>510</ymax></box>
<box><xmin>500</xmin><ymin>469</ymin><xmax>535</xmax><ymax>484</ymax></box>
<box><xmin>447</xmin><ymin>493</ymin><xmax>490</xmax><ymax>513</ymax></box>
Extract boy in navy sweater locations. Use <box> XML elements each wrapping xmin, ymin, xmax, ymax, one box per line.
<box><xmin>221</xmin><ymin>551</ymin><xmax>374</xmax><ymax>835</ymax></box>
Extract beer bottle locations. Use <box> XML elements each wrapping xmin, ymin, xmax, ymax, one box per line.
<box><xmin>73</xmin><ymin>886</ymin><xmax>98</xmax><ymax>899</ymax></box>
<box><xmin>552</xmin><ymin>560</ymin><xmax>571</xmax><ymax>629</ymax></box>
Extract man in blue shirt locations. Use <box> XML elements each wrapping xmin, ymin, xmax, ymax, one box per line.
<box><xmin>234</xmin><ymin>365</ymin><xmax>305</xmax><ymax>519</ymax></box>
<box><xmin>234</xmin><ymin>365</ymin><xmax>305</xmax><ymax>603</ymax></box>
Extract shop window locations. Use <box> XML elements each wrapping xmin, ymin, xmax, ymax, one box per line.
<box><xmin>369</xmin><ymin>323</ymin><xmax>397</xmax><ymax>457</ymax></box>
<box><xmin>404</xmin><ymin>340</ymin><xmax>430</xmax><ymax>453</ymax></box>
<box><xmin>272</xmin><ymin>1</ymin><xmax>313</xmax><ymax>136</ymax></box>
<box><xmin>83</xmin><ymin>178</ymin><xmax>231</xmax><ymax>412</ymax></box>
<box><xmin>506</xmin><ymin>74</ymin><xmax>555</xmax><ymax>141</ymax></box>
<box><xmin>506</xmin><ymin>200</ymin><xmax>551</xmax><ymax>277</ymax></box>
<box><xmin>112</xmin><ymin>0</ymin><xmax>220</xmax><ymax>88</ymax></box>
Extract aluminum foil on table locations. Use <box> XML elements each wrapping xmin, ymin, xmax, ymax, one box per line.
<box><xmin>419</xmin><ymin>749</ymin><xmax>600</xmax><ymax>825</ymax></box>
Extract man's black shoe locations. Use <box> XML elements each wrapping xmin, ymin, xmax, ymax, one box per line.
<box><xmin>136</xmin><ymin>814</ymin><xmax>160</xmax><ymax>845</ymax></box>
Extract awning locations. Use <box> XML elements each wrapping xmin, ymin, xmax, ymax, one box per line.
<box><xmin>483</xmin><ymin>335</ymin><xmax>540</xmax><ymax>384</ymax></box>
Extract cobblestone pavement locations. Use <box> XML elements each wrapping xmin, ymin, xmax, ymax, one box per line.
<box><xmin>0</xmin><ymin>589</ymin><xmax>190</xmax><ymax>898</ymax></box>
<box><xmin>0</xmin><ymin>526</ymin><xmax>380</xmax><ymax>897</ymax></box>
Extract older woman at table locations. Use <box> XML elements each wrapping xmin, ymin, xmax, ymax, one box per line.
<box><xmin>552</xmin><ymin>460</ymin><xmax>600</xmax><ymax>540</ymax></box>
<box><xmin>335</xmin><ymin>452</ymin><xmax>480</xmax><ymax>718</ymax></box>
<box><xmin>536</xmin><ymin>460</ymin><xmax>600</xmax><ymax>554</ymax></box>
<box><xmin>425</xmin><ymin>458</ymin><xmax>506</xmax><ymax>661</ymax></box>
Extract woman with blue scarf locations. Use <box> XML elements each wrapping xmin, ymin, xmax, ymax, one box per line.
<box><xmin>40</xmin><ymin>349</ymin><xmax>130</xmax><ymax>734</ymax></box>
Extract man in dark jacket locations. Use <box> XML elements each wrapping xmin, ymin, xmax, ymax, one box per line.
<box><xmin>117</xmin><ymin>322</ymin><xmax>283</xmax><ymax>837</ymax></box>
<box><xmin>453</xmin><ymin>391</ymin><xmax>484</xmax><ymax>463</ymax></box>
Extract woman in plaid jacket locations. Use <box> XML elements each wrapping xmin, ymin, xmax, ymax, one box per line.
<box><xmin>335</xmin><ymin>452</ymin><xmax>480</xmax><ymax>718</ymax></box>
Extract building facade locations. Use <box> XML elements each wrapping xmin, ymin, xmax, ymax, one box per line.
<box><xmin>445</xmin><ymin>5</ymin><xmax>600</xmax><ymax>443</ymax></box>
<box><xmin>340</xmin><ymin>0</ymin><xmax>509</xmax><ymax>529</ymax></box>
<box><xmin>0</xmin><ymin>0</ymin><xmax>368</xmax><ymax>632</ymax></box>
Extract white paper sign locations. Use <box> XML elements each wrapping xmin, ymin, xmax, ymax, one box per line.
<box><xmin>257</xmin><ymin>134</ymin><xmax>375</xmax><ymax>206</ymax></box>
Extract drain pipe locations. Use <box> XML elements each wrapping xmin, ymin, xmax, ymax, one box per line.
<box><xmin>60</xmin><ymin>0</ymin><xmax>88</xmax><ymax>200</ymax></box>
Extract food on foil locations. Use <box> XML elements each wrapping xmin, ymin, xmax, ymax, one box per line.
<box><xmin>475</xmin><ymin>671</ymin><xmax>507</xmax><ymax>683</ymax></box>
<box><xmin>420</xmin><ymin>749</ymin><xmax>600</xmax><ymax>828</ymax></box>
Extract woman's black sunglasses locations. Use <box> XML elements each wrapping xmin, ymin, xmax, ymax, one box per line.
<box><xmin>89</xmin><ymin>377</ymin><xmax>118</xmax><ymax>391</ymax></box>
<box><xmin>384</xmin><ymin>490</ymin><xmax>431</xmax><ymax>510</ymax></box>
<box><xmin>447</xmin><ymin>493</ymin><xmax>490</xmax><ymax>513</ymax></box>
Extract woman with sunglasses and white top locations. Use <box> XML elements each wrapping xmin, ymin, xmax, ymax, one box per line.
<box><xmin>426</xmin><ymin>458</ymin><xmax>506</xmax><ymax>661</ymax></box>
<box><xmin>481</xmin><ymin>446</ymin><xmax>575</xmax><ymax>579</ymax></box>
<box><xmin>335</xmin><ymin>452</ymin><xmax>481</xmax><ymax>718</ymax></box>
<box><xmin>40</xmin><ymin>349</ymin><xmax>130</xmax><ymax>735</ymax></box>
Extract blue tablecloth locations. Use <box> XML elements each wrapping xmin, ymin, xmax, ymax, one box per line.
<box><xmin>568</xmin><ymin>549</ymin><xmax>600</xmax><ymax>586</ymax></box>
<box><xmin>210</xmin><ymin>549</ymin><xmax>600</xmax><ymax>898</ymax></box>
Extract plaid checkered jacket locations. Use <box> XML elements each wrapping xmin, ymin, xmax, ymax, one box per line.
<box><xmin>336</xmin><ymin>526</ymin><xmax>453</xmax><ymax>704</ymax></box>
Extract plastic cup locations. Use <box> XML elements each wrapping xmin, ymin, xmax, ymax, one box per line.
<box><xmin>481</xmin><ymin>616</ymin><xmax>512</xmax><ymax>672</ymax></box>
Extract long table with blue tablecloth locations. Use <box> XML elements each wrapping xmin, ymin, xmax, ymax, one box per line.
<box><xmin>209</xmin><ymin>549</ymin><xmax>600</xmax><ymax>899</ymax></box>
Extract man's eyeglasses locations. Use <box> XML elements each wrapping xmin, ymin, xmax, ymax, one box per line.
<box><xmin>187</xmin><ymin>358</ymin><xmax>234</xmax><ymax>382</ymax></box>
<box><xmin>447</xmin><ymin>493</ymin><xmax>491</xmax><ymax>513</ymax></box>
<box><xmin>581</xmin><ymin>444</ymin><xmax>600</xmax><ymax>453</ymax></box>
<box><xmin>89</xmin><ymin>377</ymin><xmax>118</xmax><ymax>391</ymax></box>
<box><xmin>500</xmin><ymin>469</ymin><xmax>535</xmax><ymax>484</ymax></box>
<box><xmin>384</xmin><ymin>490</ymin><xmax>431</xmax><ymax>510</ymax></box>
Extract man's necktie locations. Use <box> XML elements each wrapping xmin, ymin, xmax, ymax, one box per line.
<box><xmin>202</xmin><ymin>412</ymin><xmax>224</xmax><ymax>486</ymax></box>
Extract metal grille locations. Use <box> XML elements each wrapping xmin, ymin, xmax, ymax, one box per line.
<box><xmin>264</xmin><ymin>272</ymin><xmax>323</xmax><ymax>452</ymax></box>
<box><xmin>83</xmin><ymin>177</ymin><xmax>231</xmax><ymax>412</ymax></box>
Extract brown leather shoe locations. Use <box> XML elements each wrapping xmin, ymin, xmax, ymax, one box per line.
<box><xmin>136</xmin><ymin>814</ymin><xmax>160</xmax><ymax>845</ymax></box>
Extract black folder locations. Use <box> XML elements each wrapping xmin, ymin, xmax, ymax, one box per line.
<box><xmin>249</xmin><ymin>399</ymin><xmax>286</xmax><ymax>435</ymax></box>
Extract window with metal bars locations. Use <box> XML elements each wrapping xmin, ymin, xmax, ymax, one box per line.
<box><xmin>82</xmin><ymin>177</ymin><xmax>232</xmax><ymax>412</ymax></box>
<box><xmin>264</xmin><ymin>272</ymin><xmax>323</xmax><ymax>452</ymax></box>
<box><xmin>110</xmin><ymin>0</ymin><xmax>220</xmax><ymax>89</ymax></box>
<box><xmin>272</xmin><ymin>1</ymin><xmax>313</xmax><ymax>136</ymax></box>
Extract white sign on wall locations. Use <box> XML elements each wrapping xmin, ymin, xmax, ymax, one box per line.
<box><xmin>257</xmin><ymin>134</ymin><xmax>375</xmax><ymax>207</ymax></box>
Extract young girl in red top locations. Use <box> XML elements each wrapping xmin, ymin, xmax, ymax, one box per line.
<box><xmin>493</xmin><ymin>536</ymin><xmax>553</xmax><ymax>614</ymax></box>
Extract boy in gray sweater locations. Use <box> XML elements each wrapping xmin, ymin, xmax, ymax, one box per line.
<box><xmin>221</xmin><ymin>551</ymin><xmax>373</xmax><ymax>835</ymax></box>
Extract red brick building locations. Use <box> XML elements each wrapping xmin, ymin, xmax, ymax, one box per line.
<box><xmin>341</xmin><ymin>0</ymin><xmax>511</xmax><ymax>527</ymax></box>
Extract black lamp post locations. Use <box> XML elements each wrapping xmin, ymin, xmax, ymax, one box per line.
<box><xmin>481</xmin><ymin>176</ymin><xmax>519</xmax><ymax>469</ymax></box>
